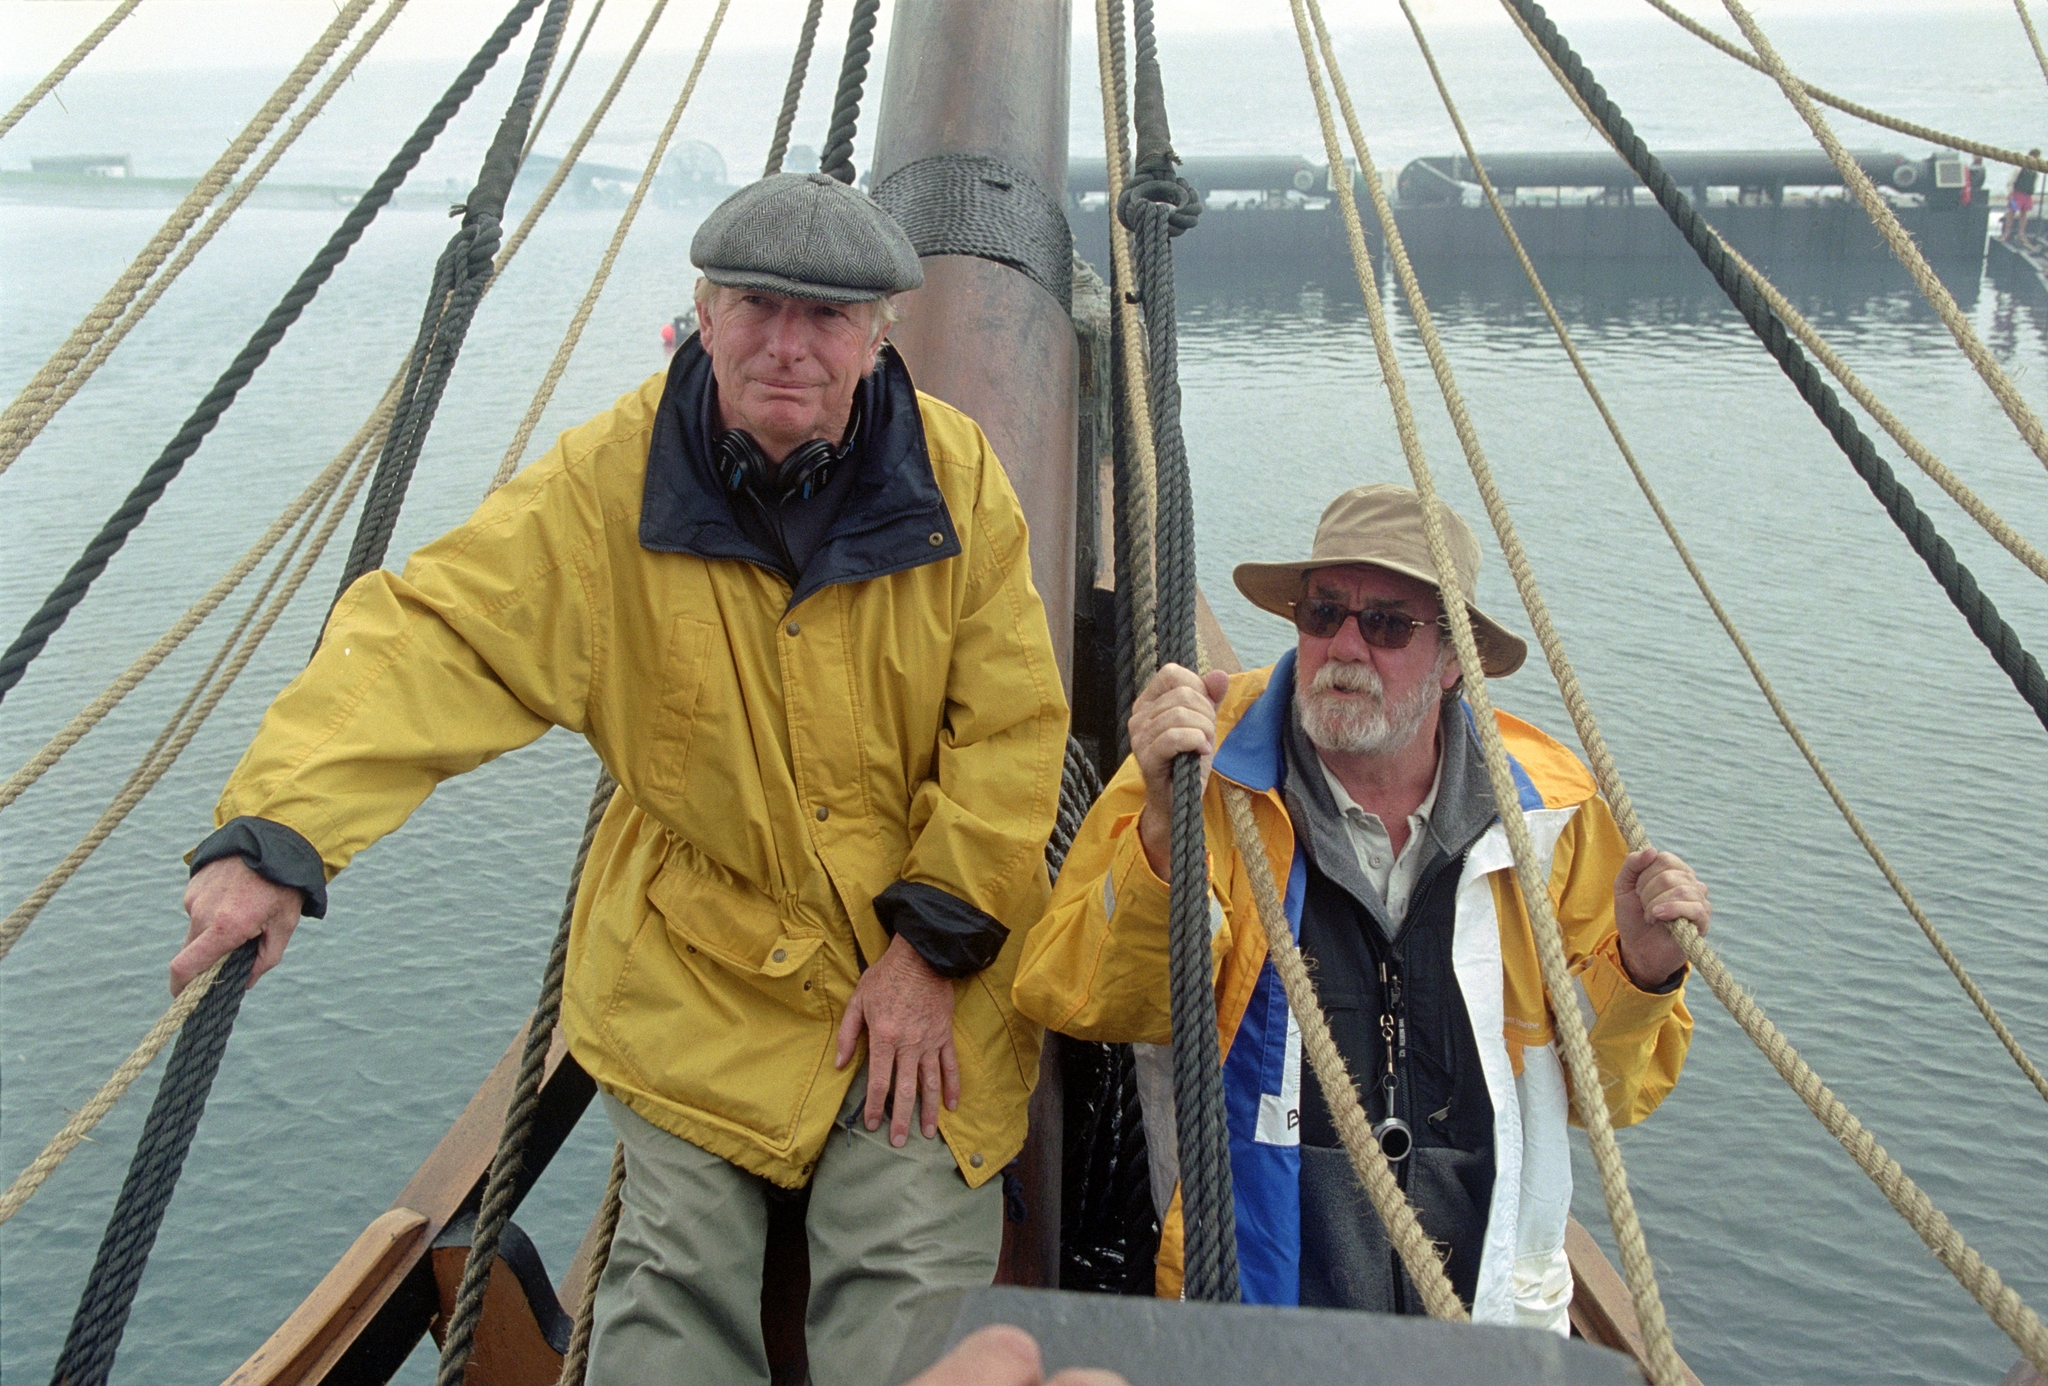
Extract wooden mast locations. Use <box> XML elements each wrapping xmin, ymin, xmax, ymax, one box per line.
<box><xmin>868</xmin><ymin>0</ymin><xmax>1078</xmax><ymax>1292</ymax></box>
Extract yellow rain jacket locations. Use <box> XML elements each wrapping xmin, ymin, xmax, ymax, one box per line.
<box><xmin>1015</xmin><ymin>659</ymin><xmax>1690</xmax><ymax>1321</ymax></box>
<box><xmin>208</xmin><ymin>345</ymin><xmax>1066</xmax><ymax>1188</ymax></box>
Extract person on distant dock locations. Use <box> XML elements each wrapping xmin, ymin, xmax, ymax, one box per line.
<box><xmin>171</xmin><ymin>172</ymin><xmax>1066</xmax><ymax>1385</ymax></box>
<box><xmin>2004</xmin><ymin>152</ymin><xmax>2040</xmax><ymax>243</ymax></box>
<box><xmin>1016</xmin><ymin>485</ymin><xmax>1708</xmax><ymax>1328</ymax></box>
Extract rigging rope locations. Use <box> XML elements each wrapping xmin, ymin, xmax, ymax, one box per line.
<box><xmin>1501</xmin><ymin>0</ymin><xmax>2048</xmax><ymax>738</ymax></box>
<box><xmin>2017</xmin><ymin>0</ymin><xmax>2048</xmax><ymax>90</ymax></box>
<box><xmin>46</xmin><ymin>942</ymin><xmax>257</xmax><ymax>1386</ymax></box>
<box><xmin>1</xmin><ymin>0</ymin><xmax>414</xmax><ymax>477</ymax></box>
<box><xmin>0</xmin><ymin>0</ymin><xmax>378</xmax><ymax>475</ymax></box>
<box><xmin>438</xmin><ymin>771</ymin><xmax>617</xmax><ymax>1386</ymax></box>
<box><xmin>1112</xmin><ymin>0</ymin><xmax>1238</xmax><ymax>1307</ymax></box>
<box><xmin>491</xmin><ymin>0</ymin><xmax>734</xmax><ymax>490</ymax></box>
<box><xmin>1713</xmin><ymin>0</ymin><xmax>2048</xmax><ymax>479</ymax></box>
<box><xmin>0</xmin><ymin>0</ymin><xmax>555</xmax><ymax>708</ymax></box>
<box><xmin>1094</xmin><ymin>0</ymin><xmax>1160</xmax><ymax>752</ymax></box>
<box><xmin>1497</xmin><ymin>3</ymin><xmax>2048</xmax><ymax>1371</ymax></box>
<box><xmin>0</xmin><ymin>0</ymin><xmax>146</xmax><ymax>143</ymax></box>
<box><xmin>1286</xmin><ymin>2</ymin><xmax>1684</xmax><ymax>1376</ymax></box>
<box><xmin>1640</xmin><ymin>0</ymin><xmax>2048</xmax><ymax>176</ymax></box>
<box><xmin>0</xmin><ymin>954</ymin><xmax>228</xmax><ymax>1228</ymax></box>
<box><xmin>1399</xmin><ymin>0</ymin><xmax>2048</xmax><ymax>1108</ymax></box>
<box><xmin>555</xmin><ymin>1141</ymin><xmax>627</xmax><ymax>1386</ymax></box>
<box><xmin>524</xmin><ymin>0</ymin><xmax>600</xmax><ymax>165</ymax></box>
<box><xmin>818</xmin><ymin>0</ymin><xmax>881</xmax><ymax>184</ymax></box>
<box><xmin>764</xmin><ymin>0</ymin><xmax>826</xmax><ymax>175</ymax></box>
<box><xmin>41</xmin><ymin>13</ymin><xmax>574</xmax><ymax>1378</ymax></box>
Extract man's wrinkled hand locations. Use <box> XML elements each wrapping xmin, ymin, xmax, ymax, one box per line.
<box><xmin>834</xmin><ymin>933</ymin><xmax>961</xmax><ymax>1146</ymax></box>
<box><xmin>1129</xmin><ymin>663</ymin><xmax>1229</xmax><ymax>880</ymax></box>
<box><xmin>172</xmin><ymin>855</ymin><xmax>303</xmax><ymax>995</ymax></box>
<box><xmin>1613</xmin><ymin>846</ymin><xmax>1710</xmax><ymax>990</ymax></box>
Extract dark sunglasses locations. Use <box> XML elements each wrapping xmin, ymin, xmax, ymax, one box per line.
<box><xmin>1289</xmin><ymin>599</ymin><xmax>1442</xmax><ymax>647</ymax></box>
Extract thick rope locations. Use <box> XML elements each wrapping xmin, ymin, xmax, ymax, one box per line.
<box><xmin>0</xmin><ymin>0</ymin><xmax>551</xmax><ymax>708</ymax></box>
<box><xmin>1640</xmin><ymin>0</ymin><xmax>2048</xmax><ymax>175</ymax></box>
<box><xmin>1</xmin><ymin>0</ymin><xmax>413</xmax><ymax>471</ymax></box>
<box><xmin>1219</xmin><ymin>786</ymin><xmax>1466</xmax><ymax>1317</ymax></box>
<box><xmin>817</xmin><ymin>0</ymin><xmax>880</xmax><ymax>184</ymax></box>
<box><xmin>1094</xmin><ymin>0</ymin><xmax>1160</xmax><ymax>745</ymax></box>
<box><xmin>437</xmin><ymin>772</ymin><xmax>617</xmax><ymax>1386</ymax></box>
<box><xmin>47</xmin><ymin>941</ymin><xmax>257</xmax><ymax>1385</ymax></box>
<box><xmin>554</xmin><ymin>1141</ymin><xmax>627</xmax><ymax>1386</ymax></box>
<box><xmin>763</xmin><ymin>0</ymin><xmax>826</xmax><ymax>175</ymax></box>
<box><xmin>1500</xmin><ymin>4</ymin><xmax>2048</xmax><ymax>1372</ymax></box>
<box><xmin>0</xmin><ymin>955</ymin><xmax>229</xmax><ymax>1227</ymax></box>
<box><xmin>1717</xmin><ymin>0</ymin><xmax>2048</xmax><ymax>474</ymax></box>
<box><xmin>492</xmin><ymin>0</ymin><xmax>733</xmax><ymax>489</ymax></box>
<box><xmin>0</xmin><ymin>431</ymin><xmax>382</xmax><ymax>964</ymax></box>
<box><xmin>2018</xmin><ymin>0</ymin><xmax>2048</xmax><ymax>90</ymax></box>
<box><xmin>0</xmin><ymin>0</ymin><xmax>377</xmax><ymax>474</ymax></box>
<box><xmin>1399</xmin><ymin>0</ymin><xmax>2048</xmax><ymax>1108</ymax></box>
<box><xmin>1285</xmin><ymin>3</ymin><xmax>1684</xmax><ymax>1377</ymax></box>
<box><xmin>0</xmin><ymin>386</ymin><xmax>396</xmax><ymax>815</ymax></box>
<box><xmin>524</xmin><ymin>0</ymin><xmax>600</xmax><ymax>165</ymax></box>
<box><xmin>0</xmin><ymin>0</ymin><xmax>146</xmax><ymax>142</ymax></box>
<box><xmin>1503</xmin><ymin>0</ymin><xmax>2048</xmax><ymax>737</ymax></box>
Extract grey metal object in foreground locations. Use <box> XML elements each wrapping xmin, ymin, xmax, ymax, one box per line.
<box><xmin>889</xmin><ymin>1286</ymin><xmax>1646</xmax><ymax>1386</ymax></box>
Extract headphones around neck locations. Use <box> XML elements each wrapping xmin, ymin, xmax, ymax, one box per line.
<box><xmin>712</xmin><ymin>397</ymin><xmax>863</xmax><ymax>506</ymax></box>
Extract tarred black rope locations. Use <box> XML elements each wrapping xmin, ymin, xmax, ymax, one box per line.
<box><xmin>48</xmin><ymin>942</ymin><xmax>256</xmax><ymax>1386</ymax></box>
<box><xmin>1507</xmin><ymin>0</ymin><xmax>2048</xmax><ymax>734</ymax></box>
<box><xmin>437</xmin><ymin>770</ymin><xmax>616</xmax><ymax>1386</ymax></box>
<box><xmin>817</xmin><ymin>0</ymin><xmax>880</xmax><ymax>185</ymax></box>
<box><xmin>1118</xmin><ymin>8</ymin><xmax>1236</xmax><ymax>1289</ymax></box>
<box><xmin>0</xmin><ymin>0</ymin><xmax>555</xmax><ymax>708</ymax></box>
<box><xmin>763</xmin><ymin>0</ymin><xmax>825</xmax><ymax>176</ymax></box>
<box><xmin>44</xmin><ymin>12</ymin><xmax>570</xmax><ymax>1383</ymax></box>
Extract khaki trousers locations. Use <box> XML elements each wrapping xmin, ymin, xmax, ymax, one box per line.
<box><xmin>587</xmin><ymin>1077</ymin><xmax>1003</xmax><ymax>1386</ymax></box>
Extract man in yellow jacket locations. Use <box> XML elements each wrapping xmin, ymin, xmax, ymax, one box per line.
<box><xmin>1015</xmin><ymin>485</ymin><xmax>1707</xmax><ymax>1329</ymax></box>
<box><xmin>171</xmin><ymin>173</ymin><xmax>1067</xmax><ymax>1383</ymax></box>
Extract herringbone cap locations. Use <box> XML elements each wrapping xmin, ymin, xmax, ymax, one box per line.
<box><xmin>691</xmin><ymin>172</ymin><xmax>924</xmax><ymax>303</ymax></box>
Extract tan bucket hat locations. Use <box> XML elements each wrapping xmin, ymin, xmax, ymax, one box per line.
<box><xmin>1232</xmin><ymin>484</ymin><xmax>1528</xmax><ymax>677</ymax></box>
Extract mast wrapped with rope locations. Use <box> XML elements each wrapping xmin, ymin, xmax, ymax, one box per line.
<box><xmin>1111</xmin><ymin>0</ymin><xmax>1237</xmax><ymax>1305</ymax></box>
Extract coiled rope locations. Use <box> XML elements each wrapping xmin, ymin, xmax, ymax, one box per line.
<box><xmin>1</xmin><ymin>0</ymin><xmax>413</xmax><ymax>474</ymax></box>
<box><xmin>1109</xmin><ymin>0</ymin><xmax>1238</xmax><ymax>1307</ymax></box>
<box><xmin>1639</xmin><ymin>0</ymin><xmax>2048</xmax><ymax>176</ymax></box>
<box><xmin>0</xmin><ymin>0</ymin><xmax>145</xmax><ymax>142</ymax></box>
<box><xmin>818</xmin><ymin>0</ymin><xmax>880</xmax><ymax>184</ymax></box>
<box><xmin>1093</xmin><ymin>0</ymin><xmax>1160</xmax><ymax>751</ymax></box>
<box><xmin>39</xmin><ymin>13</ymin><xmax>573</xmax><ymax>1378</ymax></box>
<box><xmin>555</xmin><ymin>1141</ymin><xmax>627</xmax><ymax>1386</ymax></box>
<box><xmin>764</xmin><ymin>0</ymin><xmax>826</xmax><ymax>175</ymax></box>
<box><xmin>1713</xmin><ymin>0</ymin><xmax>2048</xmax><ymax>478</ymax></box>
<box><xmin>1286</xmin><ymin>2</ymin><xmax>1684</xmax><ymax>1376</ymax></box>
<box><xmin>438</xmin><ymin>772</ymin><xmax>617</xmax><ymax>1386</ymax></box>
<box><xmin>0</xmin><ymin>0</ymin><xmax>555</xmax><ymax>708</ymax></box>
<box><xmin>1502</xmin><ymin>0</ymin><xmax>2048</xmax><ymax>738</ymax></box>
<box><xmin>1398</xmin><ymin>0</ymin><xmax>2048</xmax><ymax>1109</ymax></box>
<box><xmin>0</xmin><ymin>0</ymin><xmax>378</xmax><ymax>475</ymax></box>
<box><xmin>492</xmin><ymin>0</ymin><xmax>734</xmax><ymax>490</ymax></box>
<box><xmin>46</xmin><ymin>942</ymin><xmax>258</xmax><ymax>1386</ymax></box>
<box><xmin>1500</xmin><ymin>2</ymin><xmax>2048</xmax><ymax>1372</ymax></box>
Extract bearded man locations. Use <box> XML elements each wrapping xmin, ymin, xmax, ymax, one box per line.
<box><xmin>1015</xmin><ymin>484</ymin><xmax>1708</xmax><ymax>1328</ymax></box>
<box><xmin>172</xmin><ymin>173</ymin><xmax>1066</xmax><ymax>1383</ymax></box>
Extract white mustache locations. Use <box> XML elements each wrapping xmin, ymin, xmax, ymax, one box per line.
<box><xmin>1309</xmin><ymin>661</ymin><xmax>1383</xmax><ymax>697</ymax></box>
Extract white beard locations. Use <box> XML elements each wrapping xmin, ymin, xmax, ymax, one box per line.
<box><xmin>1295</xmin><ymin>657</ymin><xmax>1440</xmax><ymax>758</ymax></box>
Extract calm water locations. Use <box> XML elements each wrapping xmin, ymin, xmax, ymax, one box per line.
<box><xmin>5</xmin><ymin>8</ymin><xmax>2048</xmax><ymax>1383</ymax></box>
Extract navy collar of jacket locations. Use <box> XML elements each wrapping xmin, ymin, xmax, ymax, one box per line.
<box><xmin>640</xmin><ymin>336</ymin><xmax>963</xmax><ymax>609</ymax></box>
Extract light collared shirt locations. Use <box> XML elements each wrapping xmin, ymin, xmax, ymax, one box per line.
<box><xmin>1318</xmin><ymin>756</ymin><xmax>1443</xmax><ymax>931</ymax></box>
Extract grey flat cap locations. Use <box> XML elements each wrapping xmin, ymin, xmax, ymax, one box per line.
<box><xmin>691</xmin><ymin>171</ymin><xmax>924</xmax><ymax>303</ymax></box>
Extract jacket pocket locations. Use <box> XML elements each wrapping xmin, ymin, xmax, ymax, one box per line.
<box><xmin>646</xmin><ymin>843</ymin><xmax>827</xmax><ymax>981</ymax></box>
<box><xmin>643</xmin><ymin>616</ymin><xmax>714</xmax><ymax>801</ymax></box>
